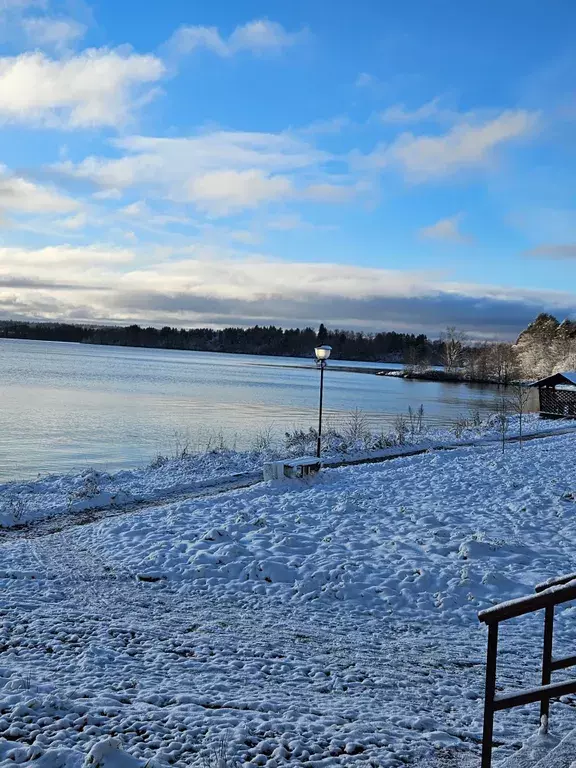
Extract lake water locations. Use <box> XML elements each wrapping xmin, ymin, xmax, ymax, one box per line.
<box><xmin>0</xmin><ymin>339</ymin><xmax>533</xmax><ymax>481</ymax></box>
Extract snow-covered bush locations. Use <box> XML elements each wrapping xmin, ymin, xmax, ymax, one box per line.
<box><xmin>148</xmin><ymin>453</ymin><xmax>169</xmax><ymax>469</ymax></box>
<box><xmin>468</xmin><ymin>408</ymin><xmax>482</xmax><ymax>428</ymax></box>
<box><xmin>84</xmin><ymin>738</ymin><xmax>142</xmax><ymax>768</ymax></box>
<box><xmin>0</xmin><ymin>494</ymin><xmax>29</xmax><ymax>526</ymax></box>
<box><xmin>252</xmin><ymin>426</ymin><xmax>275</xmax><ymax>452</ymax></box>
<box><xmin>342</xmin><ymin>408</ymin><xmax>371</xmax><ymax>444</ymax></box>
<box><xmin>451</xmin><ymin>416</ymin><xmax>469</xmax><ymax>439</ymax></box>
<box><xmin>199</xmin><ymin>734</ymin><xmax>240</xmax><ymax>768</ymax></box>
<box><xmin>284</xmin><ymin>426</ymin><xmax>318</xmax><ymax>454</ymax></box>
<box><xmin>393</xmin><ymin>413</ymin><xmax>408</xmax><ymax>445</ymax></box>
<box><xmin>407</xmin><ymin>404</ymin><xmax>426</xmax><ymax>441</ymax></box>
<box><xmin>70</xmin><ymin>472</ymin><xmax>101</xmax><ymax>502</ymax></box>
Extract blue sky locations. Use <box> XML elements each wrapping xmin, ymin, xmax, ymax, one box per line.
<box><xmin>0</xmin><ymin>0</ymin><xmax>575</xmax><ymax>338</ymax></box>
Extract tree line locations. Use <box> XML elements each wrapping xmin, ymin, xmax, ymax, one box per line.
<box><xmin>0</xmin><ymin>320</ymin><xmax>439</xmax><ymax>363</ymax></box>
<box><xmin>1</xmin><ymin>313</ymin><xmax>574</xmax><ymax>381</ymax></box>
<box><xmin>421</xmin><ymin>314</ymin><xmax>576</xmax><ymax>384</ymax></box>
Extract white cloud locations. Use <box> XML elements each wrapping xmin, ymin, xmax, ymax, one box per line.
<box><xmin>61</xmin><ymin>131</ymin><xmax>328</xmax><ymax>190</ymax></box>
<box><xmin>524</xmin><ymin>244</ymin><xmax>576</xmax><ymax>260</ymax></box>
<box><xmin>0</xmin><ymin>0</ymin><xmax>44</xmax><ymax>12</ymax></box>
<box><xmin>380</xmin><ymin>98</ymin><xmax>457</xmax><ymax>125</ymax></box>
<box><xmin>23</xmin><ymin>17</ymin><xmax>86</xmax><ymax>51</ymax></box>
<box><xmin>0</xmin><ymin>48</ymin><xmax>164</xmax><ymax>128</ymax></box>
<box><xmin>56</xmin><ymin>130</ymin><xmax>346</xmax><ymax>214</ymax></box>
<box><xmin>187</xmin><ymin>169</ymin><xmax>293</xmax><ymax>215</ymax></box>
<box><xmin>303</xmin><ymin>182</ymin><xmax>356</xmax><ymax>203</ymax></box>
<box><xmin>355</xmin><ymin>72</ymin><xmax>375</xmax><ymax>88</ymax></box>
<box><xmin>230</xmin><ymin>230</ymin><xmax>261</xmax><ymax>245</ymax></box>
<box><xmin>419</xmin><ymin>214</ymin><xmax>473</xmax><ymax>244</ymax></box>
<box><xmin>166</xmin><ymin>18</ymin><xmax>303</xmax><ymax>58</ymax></box>
<box><xmin>228</xmin><ymin>19</ymin><xmax>304</xmax><ymax>54</ymax></box>
<box><xmin>1</xmin><ymin>243</ymin><xmax>575</xmax><ymax>335</ymax></box>
<box><xmin>58</xmin><ymin>211</ymin><xmax>87</xmax><ymax>230</ymax></box>
<box><xmin>167</xmin><ymin>25</ymin><xmax>228</xmax><ymax>57</ymax></box>
<box><xmin>93</xmin><ymin>188</ymin><xmax>122</xmax><ymax>200</ymax></box>
<box><xmin>120</xmin><ymin>200</ymin><xmax>149</xmax><ymax>217</ymax></box>
<box><xmin>0</xmin><ymin>244</ymin><xmax>132</xmax><ymax>267</ymax></box>
<box><xmin>360</xmin><ymin>110</ymin><xmax>537</xmax><ymax>180</ymax></box>
<box><xmin>0</xmin><ymin>167</ymin><xmax>78</xmax><ymax>213</ymax></box>
<box><xmin>299</xmin><ymin>116</ymin><xmax>351</xmax><ymax>135</ymax></box>
<box><xmin>266</xmin><ymin>213</ymin><xmax>306</xmax><ymax>230</ymax></box>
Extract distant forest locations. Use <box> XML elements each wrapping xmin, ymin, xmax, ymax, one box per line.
<box><xmin>0</xmin><ymin>320</ymin><xmax>439</xmax><ymax>363</ymax></box>
<box><xmin>2</xmin><ymin>313</ymin><xmax>575</xmax><ymax>382</ymax></box>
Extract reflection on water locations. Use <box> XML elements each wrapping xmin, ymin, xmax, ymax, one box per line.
<box><xmin>0</xmin><ymin>339</ymin><xmax>536</xmax><ymax>480</ymax></box>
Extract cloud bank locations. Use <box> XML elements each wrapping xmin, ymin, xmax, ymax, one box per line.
<box><xmin>0</xmin><ymin>245</ymin><xmax>573</xmax><ymax>338</ymax></box>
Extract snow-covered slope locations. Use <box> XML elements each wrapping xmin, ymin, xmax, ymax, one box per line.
<box><xmin>1</xmin><ymin>433</ymin><xmax>576</xmax><ymax>766</ymax></box>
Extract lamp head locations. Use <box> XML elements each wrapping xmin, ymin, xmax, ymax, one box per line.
<box><xmin>314</xmin><ymin>345</ymin><xmax>332</xmax><ymax>361</ymax></box>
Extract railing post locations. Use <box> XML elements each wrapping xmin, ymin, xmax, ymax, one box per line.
<box><xmin>482</xmin><ymin>622</ymin><xmax>499</xmax><ymax>768</ymax></box>
<box><xmin>541</xmin><ymin>605</ymin><xmax>554</xmax><ymax>722</ymax></box>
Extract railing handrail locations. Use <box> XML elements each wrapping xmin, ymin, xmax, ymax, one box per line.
<box><xmin>478</xmin><ymin>574</ymin><xmax>576</xmax><ymax>768</ymax></box>
<box><xmin>478</xmin><ymin>579</ymin><xmax>576</xmax><ymax>624</ymax></box>
<box><xmin>535</xmin><ymin>572</ymin><xmax>576</xmax><ymax>593</ymax></box>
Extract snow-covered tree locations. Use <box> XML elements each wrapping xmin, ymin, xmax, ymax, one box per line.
<box><xmin>441</xmin><ymin>326</ymin><xmax>466</xmax><ymax>372</ymax></box>
<box><xmin>515</xmin><ymin>314</ymin><xmax>576</xmax><ymax>379</ymax></box>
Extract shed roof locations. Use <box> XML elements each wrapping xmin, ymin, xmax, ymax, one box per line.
<box><xmin>530</xmin><ymin>372</ymin><xmax>576</xmax><ymax>388</ymax></box>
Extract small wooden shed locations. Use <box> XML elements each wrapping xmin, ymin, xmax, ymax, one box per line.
<box><xmin>531</xmin><ymin>372</ymin><xmax>576</xmax><ymax>418</ymax></box>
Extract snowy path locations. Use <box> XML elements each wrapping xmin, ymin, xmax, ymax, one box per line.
<box><xmin>2</xmin><ymin>433</ymin><xmax>576</xmax><ymax>766</ymax></box>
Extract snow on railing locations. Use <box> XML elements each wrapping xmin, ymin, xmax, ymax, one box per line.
<box><xmin>478</xmin><ymin>575</ymin><xmax>576</xmax><ymax>768</ymax></box>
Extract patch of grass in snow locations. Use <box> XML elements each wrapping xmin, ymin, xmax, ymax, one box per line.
<box><xmin>151</xmin><ymin>428</ymin><xmax>242</xmax><ymax>468</ymax></box>
<box><xmin>0</xmin><ymin>493</ymin><xmax>31</xmax><ymax>526</ymax></box>
<box><xmin>68</xmin><ymin>473</ymin><xmax>101</xmax><ymax>506</ymax></box>
<box><xmin>199</xmin><ymin>733</ymin><xmax>240</xmax><ymax>768</ymax></box>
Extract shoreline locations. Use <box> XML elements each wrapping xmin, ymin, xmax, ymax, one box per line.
<box><xmin>254</xmin><ymin>362</ymin><xmax>509</xmax><ymax>386</ymax></box>
<box><xmin>382</xmin><ymin>368</ymin><xmax>512</xmax><ymax>386</ymax></box>
<box><xmin>1</xmin><ymin>337</ymin><xmax>512</xmax><ymax>386</ymax></box>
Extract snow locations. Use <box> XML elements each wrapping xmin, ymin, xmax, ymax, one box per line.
<box><xmin>2</xmin><ymin>430</ymin><xmax>576</xmax><ymax>765</ymax></box>
<box><xmin>0</xmin><ymin>451</ymin><xmax>265</xmax><ymax>530</ymax></box>
<box><xmin>498</xmin><ymin>727</ymin><xmax>560</xmax><ymax>767</ymax></box>
<box><xmin>532</xmin><ymin>371</ymin><xmax>576</xmax><ymax>387</ymax></box>
<box><xmin>0</xmin><ymin>413</ymin><xmax>573</xmax><ymax>531</ymax></box>
<box><xmin>84</xmin><ymin>739</ymin><xmax>143</xmax><ymax>768</ymax></box>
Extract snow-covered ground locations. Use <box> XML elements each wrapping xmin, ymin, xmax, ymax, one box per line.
<box><xmin>2</xmin><ymin>431</ymin><xmax>576</xmax><ymax>766</ymax></box>
<box><xmin>0</xmin><ymin>414</ymin><xmax>573</xmax><ymax>531</ymax></box>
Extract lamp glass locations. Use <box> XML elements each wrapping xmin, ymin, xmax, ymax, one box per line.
<box><xmin>314</xmin><ymin>345</ymin><xmax>332</xmax><ymax>361</ymax></box>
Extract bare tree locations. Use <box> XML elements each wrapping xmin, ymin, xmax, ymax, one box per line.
<box><xmin>441</xmin><ymin>327</ymin><xmax>466</xmax><ymax>373</ymax></box>
<box><xmin>493</xmin><ymin>396</ymin><xmax>510</xmax><ymax>454</ymax></box>
<box><xmin>404</xmin><ymin>345</ymin><xmax>430</xmax><ymax>374</ymax></box>
<box><xmin>506</xmin><ymin>383</ymin><xmax>532</xmax><ymax>446</ymax></box>
<box><xmin>489</xmin><ymin>343</ymin><xmax>519</xmax><ymax>384</ymax></box>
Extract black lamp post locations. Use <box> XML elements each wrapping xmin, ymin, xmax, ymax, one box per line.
<box><xmin>314</xmin><ymin>345</ymin><xmax>332</xmax><ymax>458</ymax></box>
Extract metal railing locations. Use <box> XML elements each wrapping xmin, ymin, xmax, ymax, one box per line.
<box><xmin>478</xmin><ymin>574</ymin><xmax>576</xmax><ymax>768</ymax></box>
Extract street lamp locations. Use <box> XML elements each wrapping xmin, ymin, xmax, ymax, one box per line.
<box><xmin>314</xmin><ymin>345</ymin><xmax>332</xmax><ymax>458</ymax></box>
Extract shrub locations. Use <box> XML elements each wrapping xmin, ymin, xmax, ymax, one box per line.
<box><xmin>393</xmin><ymin>413</ymin><xmax>408</xmax><ymax>445</ymax></box>
<box><xmin>252</xmin><ymin>425</ymin><xmax>275</xmax><ymax>452</ymax></box>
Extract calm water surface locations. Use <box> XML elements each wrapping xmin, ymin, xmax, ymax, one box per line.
<box><xmin>0</xmin><ymin>339</ymin><xmax>533</xmax><ymax>480</ymax></box>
